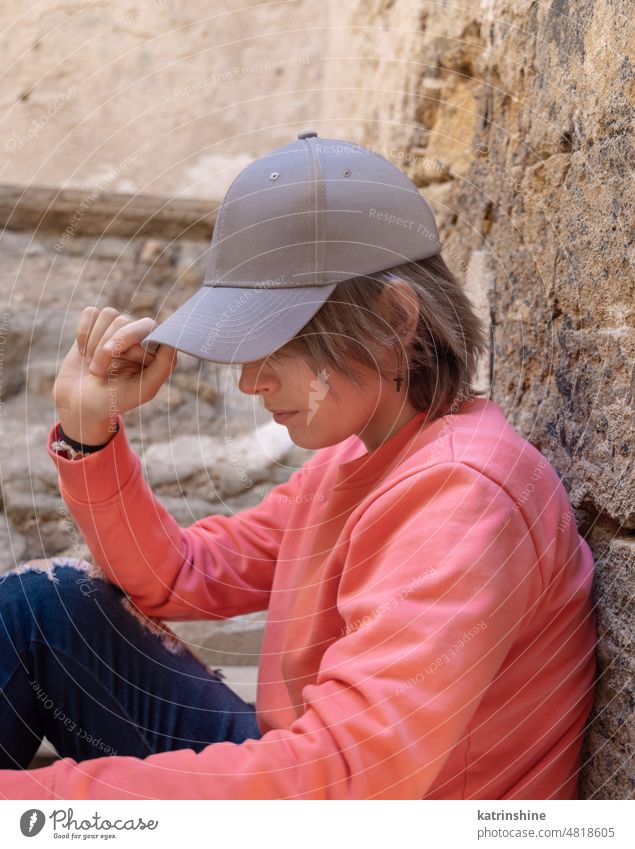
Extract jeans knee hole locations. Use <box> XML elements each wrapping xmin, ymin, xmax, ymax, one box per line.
<box><xmin>119</xmin><ymin>596</ymin><xmax>188</xmax><ymax>656</ymax></box>
<box><xmin>8</xmin><ymin>559</ymin><xmax>62</xmax><ymax>584</ymax></box>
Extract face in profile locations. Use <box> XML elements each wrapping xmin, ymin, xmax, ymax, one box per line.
<box><xmin>237</xmin><ymin>341</ymin><xmax>412</xmax><ymax>452</ymax></box>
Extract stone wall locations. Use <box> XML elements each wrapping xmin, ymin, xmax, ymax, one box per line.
<box><xmin>321</xmin><ymin>0</ymin><xmax>634</xmax><ymax>800</ymax></box>
<box><xmin>0</xmin><ymin>0</ymin><xmax>328</xmax><ymax>198</ymax></box>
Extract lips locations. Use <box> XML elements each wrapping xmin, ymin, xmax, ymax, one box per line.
<box><xmin>272</xmin><ymin>410</ymin><xmax>299</xmax><ymax>423</ymax></box>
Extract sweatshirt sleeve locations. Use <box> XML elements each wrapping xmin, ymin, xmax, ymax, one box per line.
<box><xmin>0</xmin><ymin>462</ymin><xmax>540</xmax><ymax>800</ymax></box>
<box><xmin>45</xmin><ymin>414</ymin><xmax>307</xmax><ymax>620</ymax></box>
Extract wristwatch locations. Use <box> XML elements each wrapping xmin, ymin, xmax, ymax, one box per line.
<box><xmin>51</xmin><ymin>423</ymin><xmax>119</xmax><ymax>460</ymax></box>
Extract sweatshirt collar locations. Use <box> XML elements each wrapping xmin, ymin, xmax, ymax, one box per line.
<box><xmin>332</xmin><ymin>409</ymin><xmax>433</xmax><ymax>491</ymax></box>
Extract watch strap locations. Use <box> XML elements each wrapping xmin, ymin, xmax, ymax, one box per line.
<box><xmin>57</xmin><ymin>422</ymin><xmax>119</xmax><ymax>454</ymax></box>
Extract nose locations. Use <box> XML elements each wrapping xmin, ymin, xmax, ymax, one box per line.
<box><xmin>238</xmin><ymin>361</ymin><xmax>279</xmax><ymax>396</ymax></box>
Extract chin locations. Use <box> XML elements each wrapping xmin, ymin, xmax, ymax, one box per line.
<box><xmin>288</xmin><ymin>432</ymin><xmax>323</xmax><ymax>450</ymax></box>
<box><xmin>289</xmin><ymin>422</ymin><xmax>352</xmax><ymax>451</ymax></box>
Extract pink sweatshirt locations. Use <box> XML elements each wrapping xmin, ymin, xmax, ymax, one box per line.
<box><xmin>0</xmin><ymin>396</ymin><xmax>596</xmax><ymax>799</ymax></box>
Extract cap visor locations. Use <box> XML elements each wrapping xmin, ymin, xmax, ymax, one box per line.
<box><xmin>141</xmin><ymin>283</ymin><xmax>337</xmax><ymax>364</ymax></box>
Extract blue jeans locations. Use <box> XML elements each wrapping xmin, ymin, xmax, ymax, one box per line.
<box><xmin>0</xmin><ymin>558</ymin><xmax>261</xmax><ymax>770</ymax></box>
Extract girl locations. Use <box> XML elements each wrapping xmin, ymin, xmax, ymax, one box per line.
<box><xmin>0</xmin><ymin>133</ymin><xmax>596</xmax><ymax>799</ymax></box>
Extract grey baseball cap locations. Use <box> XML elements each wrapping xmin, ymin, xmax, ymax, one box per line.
<box><xmin>141</xmin><ymin>130</ymin><xmax>442</xmax><ymax>364</ymax></box>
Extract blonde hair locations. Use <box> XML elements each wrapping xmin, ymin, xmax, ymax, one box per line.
<box><xmin>279</xmin><ymin>253</ymin><xmax>489</xmax><ymax>423</ymax></box>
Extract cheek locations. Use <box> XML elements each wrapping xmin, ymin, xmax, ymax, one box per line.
<box><xmin>307</xmin><ymin>373</ymin><xmax>358</xmax><ymax>412</ymax></box>
<box><xmin>287</xmin><ymin>360</ymin><xmax>367</xmax><ymax>411</ymax></box>
<box><xmin>287</xmin><ymin>361</ymin><xmax>331</xmax><ymax>395</ymax></box>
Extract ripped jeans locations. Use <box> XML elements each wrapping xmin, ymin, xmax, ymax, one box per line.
<box><xmin>0</xmin><ymin>558</ymin><xmax>261</xmax><ymax>770</ymax></box>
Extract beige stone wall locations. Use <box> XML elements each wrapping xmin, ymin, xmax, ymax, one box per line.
<box><xmin>320</xmin><ymin>0</ymin><xmax>634</xmax><ymax>799</ymax></box>
<box><xmin>0</xmin><ymin>0</ymin><xmax>327</xmax><ymax>198</ymax></box>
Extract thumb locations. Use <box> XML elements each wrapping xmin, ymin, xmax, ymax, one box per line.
<box><xmin>135</xmin><ymin>343</ymin><xmax>179</xmax><ymax>403</ymax></box>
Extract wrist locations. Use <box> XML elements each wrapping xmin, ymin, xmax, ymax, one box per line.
<box><xmin>56</xmin><ymin>414</ymin><xmax>116</xmax><ymax>447</ymax></box>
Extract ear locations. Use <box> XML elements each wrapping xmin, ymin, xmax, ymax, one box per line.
<box><xmin>387</xmin><ymin>279</ymin><xmax>419</xmax><ymax>345</ymax></box>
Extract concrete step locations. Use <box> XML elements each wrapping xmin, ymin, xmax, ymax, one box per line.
<box><xmin>214</xmin><ymin>663</ymin><xmax>258</xmax><ymax>704</ymax></box>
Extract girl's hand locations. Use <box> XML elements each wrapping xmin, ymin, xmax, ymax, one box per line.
<box><xmin>52</xmin><ymin>307</ymin><xmax>178</xmax><ymax>441</ymax></box>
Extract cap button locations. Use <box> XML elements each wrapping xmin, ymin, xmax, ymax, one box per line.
<box><xmin>297</xmin><ymin>130</ymin><xmax>318</xmax><ymax>139</ymax></box>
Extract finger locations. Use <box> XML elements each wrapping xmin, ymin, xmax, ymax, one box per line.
<box><xmin>140</xmin><ymin>339</ymin><xmax>161</xmax><ymax>354</ymax></box>
<box><xmin>101</xmin><ymin>318</ymin><xmax>159</xmax><ymax>364</ymax></box>
<box><xmin>91</xmin><ymin>344</ymin><xmax>157</xmax><ymax>378</ymax></box>
<box><xmin>133</xmin><ymin>343</ymin><xmax>179</xmax><ymax>404</ymax></box>
<box><xmin>89</xmin><ymin>317</ymin><xmax>157</xmax><ymax>376</ymax></box>
<box><xmin>107</xmin><ymin>341</ymin><xmax>157</xmax><ymax>365</ymax></box>
<box><xmin>83</xmin><ymin>307</ymin><xmax>122</xmax><ymax>363</ymax></box>
<box><xmin>98</xmin><ymin>315</ymin><xmax>158</xmax><ymax>366</ymax></box>
<box><xmin>76</xmin><ymin>306</ymin><xmax>101</xmax><ymax>356</ymax></box>
<box><xmin>87</xmin><ymin>313</ymin><xmax>134</xmax><ymax>375</ymax></box>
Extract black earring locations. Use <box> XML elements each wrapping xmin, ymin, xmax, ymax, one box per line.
<box><xmin>394</xmin><ymin>349</ymin><xmax>404</xmax><ymax>392</ymax></box>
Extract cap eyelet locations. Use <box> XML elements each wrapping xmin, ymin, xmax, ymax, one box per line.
<box><xmin>269</xmin><ymin>171</ymin><xmax>280</xmax><ymax>180</ymax></box>
<box><xmin>342</xmin><ymin>168</ymin><xmax>351</xmax><ymax>177</ymax></box>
